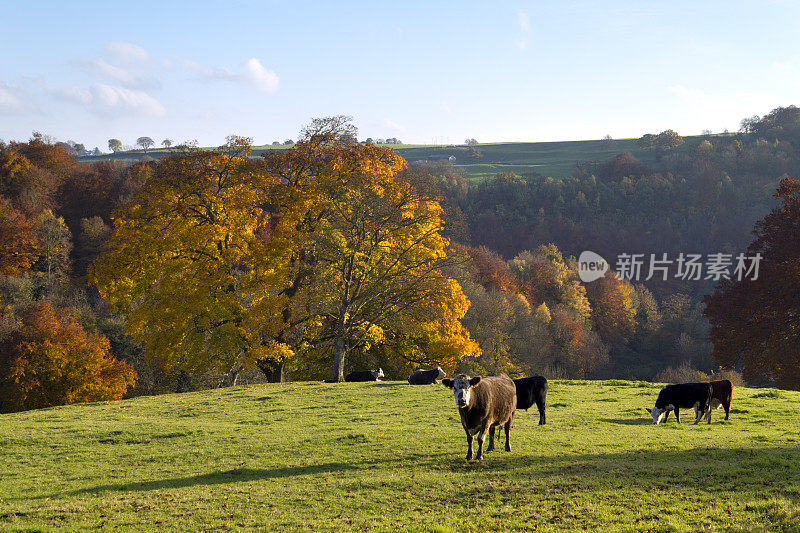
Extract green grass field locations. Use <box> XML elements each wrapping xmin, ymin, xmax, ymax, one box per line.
<box><xmin>81</xmin><ymin>135</ymin><xmax>712</xmax><ymax>181</ymax></box>
<box><xmin>2</xmin><ymin>380</ymin><xmax>799</xmax><ymax>531</ymax></box>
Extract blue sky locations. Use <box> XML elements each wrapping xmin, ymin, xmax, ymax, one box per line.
<box><xmin>1</xmin><ymin>0</ymin><xmax>799</xmax><ymax>150</ymax></box>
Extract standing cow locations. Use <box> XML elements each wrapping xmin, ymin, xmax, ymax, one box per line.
<box><xmin>408</xmin><ymin>367</ymin><xmax>446</xmax><ymax>385</ymax></box>
<box><xmin>344</xmin><ymin>368</ymin><xmax>384</xmax><ymax>382</ymax></box>
<box><xmin>645</xmin><ymin>382</ymin><xmax>713</xmax><ymax>425</ymax></box>
<box><xmin>442</xmin><ymin>374</ymin><xmax>516</xmax><ymax>461</ymax></box>
<box><xmin>705</xmin><ymin>379</ymin><xmax>733</xmax><ymax>423</ymax></box>
<box><xmin>513</xmin><ymin>376</ymin><xmax>548</xmax><ymax>425</ymax></box>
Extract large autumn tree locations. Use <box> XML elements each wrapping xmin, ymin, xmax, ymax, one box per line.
<box><xmin>93</xmin><ymin>120</ymin><xmax>477</xmax><ymax>383</ymax></box>
<box><xmin>91</xmin><ymin>137</ymin><xmax>290</xmax><ymax>385</ymax></box>
<box><xmin>704</xmin><ymin>176</ymin><xmax>800</xmax><ymax>388</ymax></box>
<box><xmin>262</xmin><ymin>117</ymin><xmax>477</xmax><ymax>381</ymax></box>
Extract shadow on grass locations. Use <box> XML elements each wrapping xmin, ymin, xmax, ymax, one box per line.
<box><xmin>68</xmin><ymin>462</ymin><xmax>363</xmax><ymax>496</ymax></box>
<box><xmin>600</xmin><ymin>418</ymin><xmax>652</xmax><ymax>426</ymax></box>
<box><xmin>53</xmin><ymin>446</ymin><xmax>800</xmax><ymax>502</ymax></box>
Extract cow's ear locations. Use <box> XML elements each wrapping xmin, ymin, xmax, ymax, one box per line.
<box><xmin>470</xmin><ymin>376</ymin><xmax>481</xmax><ymax>387</ymax></box>
<box><xmin>442</xmin><ymin>379</ymin><xmax>454</xmax><ymax>389</ymax></box>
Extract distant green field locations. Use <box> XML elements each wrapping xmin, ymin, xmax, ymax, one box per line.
<box><xmin>78</xmin><ymin>136</ymin><xmax>688</xmax><ymax>181</ymax></box>
<box><xmin>2</xmin><ymin>380</ymin><xmax>799</xmax><ymax>531</ymax></box>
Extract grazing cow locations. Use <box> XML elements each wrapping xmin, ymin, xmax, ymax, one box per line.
<box><xmin>513</xmin><ymin>376</ymin><xmax>548</xmax><ymax>425</ymax></box>
<box><xmin>442</xmin><ymin>374</ymin><xmax>516</xmax><ymax>461</ymax></box>
<box><xmin>645</xmin><ymin>382</ymin><xmax>713</xmax><ymax>425</ymax></box>
<box><xmin>408</xmin><ymin>367</ymin><xmax>446</xmax><ymax>385</ymax></box>
<box><xmin>705</xmin><ymin>379</ymin><xmax>733</xmax><ymax>423</ymax></box>
<box><xmin>344</xmin><ymin>368</ymin><xmax>384</xmax><ymax>382</ymax></box>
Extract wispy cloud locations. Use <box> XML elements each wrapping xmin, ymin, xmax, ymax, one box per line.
<box><xmin>50</xmin><ymin>83</ymin><xmax>166</xmax><ymax>117</ymax></box>
<box><xmin>104</xmin><ymin>42</ymin><xmax>150</xmax><ymax>65</ymax></box>
<box><xmin>0</xmin><ymin>83</ymin><xmax>34</xmax><ymax>114</ymax></box>
<box><xmin>382</xmin><ymin>118</ymin><xmax>406</xmax><ymax>132</ymax></box>
<box><xmin>184</xmin><ymin>57</ymin><xmax>280</xmax><ymax>93</ymax></box>
<box><xmin>515</xmin><ymin>11</ymin><xmax>530</xmax><ymax>50</ymax></box>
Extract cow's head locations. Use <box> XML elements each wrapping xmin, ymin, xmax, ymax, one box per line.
<box><xmin>645</xmin><ymin>406</ymin><xmax>667</xmax><ymax>425</ymax></box>
<box><xmin>442</xmin><ymin>374</ymin><xmax>481</xmax><ymax>407</ymax></box>
<box><xmin>436</xmin><ymin>367</ymin><xmax>446</xmax><ymax>378</ymax></box>
<box><xmin>376</xmin><ymin>368</ymin><xmax>385</xmax><ymax>379</ymax></box>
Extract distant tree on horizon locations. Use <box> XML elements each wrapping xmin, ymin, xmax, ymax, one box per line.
<box><xmin>136</xmin><ymin>137</ymin><xmax>155</xmax><ymax>154</ymax></box>
<box><xmin>108</xmin><ymin>139</ymin><xmax>122</xmax><ymax>153</ymax></box>
<box><xmin>161</xmin><ymin>139</ymin><xmax>173</xmax><ymax>150</ymax></box>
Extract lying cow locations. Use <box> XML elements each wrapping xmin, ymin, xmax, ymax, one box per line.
<box><xmin>705</xmin><ymin>379</ymin><xmax>733</xmax><ymax>423</ymax></box>
<box><xmin>408</xmin><ymin>367</ymin><xmax>446</xmax><ymax>385</ymax></box>
<box><xmin>646</xmin><ymin>382</ymin><xmax>712</xmax><ymax>425</ymax></box>
<box><xmin>344</xmin><ymin>368</ymin><xmax>384</xmax><ymax>382</ymax></box>
<box><xmin>442</xmin><ymin>374</ymin><xmax>516</xmax><ymax>461</ymax></box>
<box><xmin>513</xmin><ymin>376</ymin><xmax>548</xmax><ymax>425</ymax></box>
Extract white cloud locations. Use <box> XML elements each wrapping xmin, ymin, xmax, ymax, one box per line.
<box><xmin>0</xmin><ymin>83</ymin><xmax>32</xmax><ymax>114</ymax></box>
<box><xmin>76</xmin><ymin>42</ymin><xmax>160</xmax><ymax>89</ymax></box>
<box><xmin>184</xmin><ymin>57</ymin><xmax>280</xmax><ymax>93</ymax></box>
<box><xmin>50</xmin><ymin>85</ymin><xmax>93</xmax><ymax>105</ymax></box>
<box><xmin>515</xmin><ymin>11</ymin><xmax>530</xmax><ymax>50</ymax></box>
<box><xmin>91</xmin><ymin>84</ymin><xmax>166</xmax><ymax>116</ymax></box>
<box><xmin>382</xmin><ymin>118</ymin><xmax>406</xmax><ymax>132</ymax></box>
<box><xmin>48</xmin><ymin>82</ymin><xmax>166</xmax><ymax>117</ymax></box>
<box><xmin>242</xmin><ymin>58</ymin><xmax>280</xmax><ymax>93</ymax></box>
<box><xmin>518</xmin><ymin>11</ymin><xmax>530</xmax><ymax>32</ymax></box>
<box><xmin>104</xmin><ymin>42</ymin><xmax>150</xmax><ymax>65</ymax></box>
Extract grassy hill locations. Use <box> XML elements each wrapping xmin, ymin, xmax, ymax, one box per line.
<box><xmin>79</xmin><ymin>136</ymin><xmax>706</xmax><ymax>181</ymax></box>
<box><xmin>2</xmin><ymin>380</ymin><xmax>799</xmax><ymax>531</ymax></box>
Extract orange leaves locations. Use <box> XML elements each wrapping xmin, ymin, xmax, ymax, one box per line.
<box><xmin>0</xmin><ymin>197</ymin><xmax>38</xmax><ymax>277</ymax></box>
<box><xmin>0</xmin><ymin>302</ymin><xmax>136</xmax><ymax>413</ymax></box>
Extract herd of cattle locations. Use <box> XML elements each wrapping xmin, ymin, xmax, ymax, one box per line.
<box><xmin>342</xmin><ymin>367</ymin><xmax>734</xmax><ymax>461</ymax></box>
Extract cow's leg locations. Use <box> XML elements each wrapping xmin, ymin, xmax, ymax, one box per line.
<box><xmin>475</xmin><ymin>428</ymin><xmax>488</xmax><ymax>461</ymax></box>
<box><xmin>663</xmin><ymin>411</ymin><xmax>670</xmax><ymax>422</ymax></box>
<box><xmin>487</xmin><ymin>425</ymin><xmax>496</xmax><ymax>452</ymax></box>
<box><xmin>674</xmin><ymin>409</ymin><xmax>680</xmax><ymax>424</ymax></box>
<box><xmin>537</xmin><ymin>399</ymin><xmax>546</xmax><ymax>425</ymax></box>
<box><xmin>724</xmin><ymin>401</ymin><xmax>730</xmax><ymax>420</ymax></box>
<box><xmin>693</xmin><ymin>406</ymin><xmax>701</xmax><ymax>424</ymax></box>
<box><xmin>465</xmin><ymin>429</ymin><xmax>474</xmax><ymax>461</ymax></box>
<box><xmin>504</xmin><ymin>420</ymin><xmax>512</xmax><ymax>452</ymax></box>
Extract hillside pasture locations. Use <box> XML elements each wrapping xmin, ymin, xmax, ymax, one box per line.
<box><xmin>80</xmin><ymin>136</ymin><xmax>715</xmax><ymax>181</ymax></box>
<box><xmin>2</xmin><ymin>380</ymin><xmax>799</xmax><ymax>531</ymax></box>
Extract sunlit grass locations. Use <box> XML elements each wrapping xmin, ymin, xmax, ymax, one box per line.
<box><xmin>2</xmin><ymin>380</ymin><xmax>799</xmax><ymax>531</ymax></box>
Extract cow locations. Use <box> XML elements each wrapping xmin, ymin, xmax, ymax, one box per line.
<box><xmin>645</xmin><ymin>382</ymin><xmax>713</xmax><ymax>425</ymax></box>
<box><xmin>513</xmin><ymin>376</ymin><xmax>548</xmax><ymax>425</ymax></box>
<box><xmin>441</xmin><ymin>374</ymin><xmax>516</xmax><ymax>461</ymax></box>
<box><xmin>408</xmin><ymin>367</ymin><xmax>446</xmax><ymax>385</ymax></box>
<box><xmin>344</xmin><ymin>368</ymin><xmax>384</xmax><ymax>382</ymax></box>
<box><xmin>705</xmin><ymin>379</ymin><xmax>733</xmax><ymax>423</ymax></box>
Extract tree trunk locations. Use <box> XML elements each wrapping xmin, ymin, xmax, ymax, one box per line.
<box><xmin>333</xmin><ymin>335</ymin><xmax>346</xmax><ymax>382</ymax></box>
<box><xmin>257</xmin><ymin>358</ymin><xmax>286</xmax><ymax>383</ymax></box>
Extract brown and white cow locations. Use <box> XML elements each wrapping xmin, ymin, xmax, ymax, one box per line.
<box><xmin>441</xmin><ymin>374</ymin><xmax>516</xmax><ymax>461</ymax></box>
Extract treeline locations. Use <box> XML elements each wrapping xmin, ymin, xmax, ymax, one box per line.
<box><xmin>2</xmin><ymin>107</ymin><xmax>800</xmax><ymax>411</ymax></box>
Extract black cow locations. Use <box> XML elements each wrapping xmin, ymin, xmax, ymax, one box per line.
<box><xmin>408</xmin><ymin>367</ymin><xmax>446</xmax><ymax>385</ymax></box>
<box><xmin>442</xmin><ymin>374</ymin><xmax>516</xmax><ymax>461</ymax></box>
<box><xmin>513</xmin><ymin>376</ymin><xmax>547</xmax><ymax>425</ymax></box>
<box><xmin>645</xmin><ymin>382</ymin><xmax>713</xmax><ymax>425</ymax></box>
<box><xmin>344</xmin><ymin>368</ymin><xmax>384</xmax><ymax>382</ymax></box>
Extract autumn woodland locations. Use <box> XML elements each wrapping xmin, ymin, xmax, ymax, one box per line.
<box><xmin>2</xmin><ymin>109</ymin><xmax>800</xmax><ymax>412</ymax></box>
